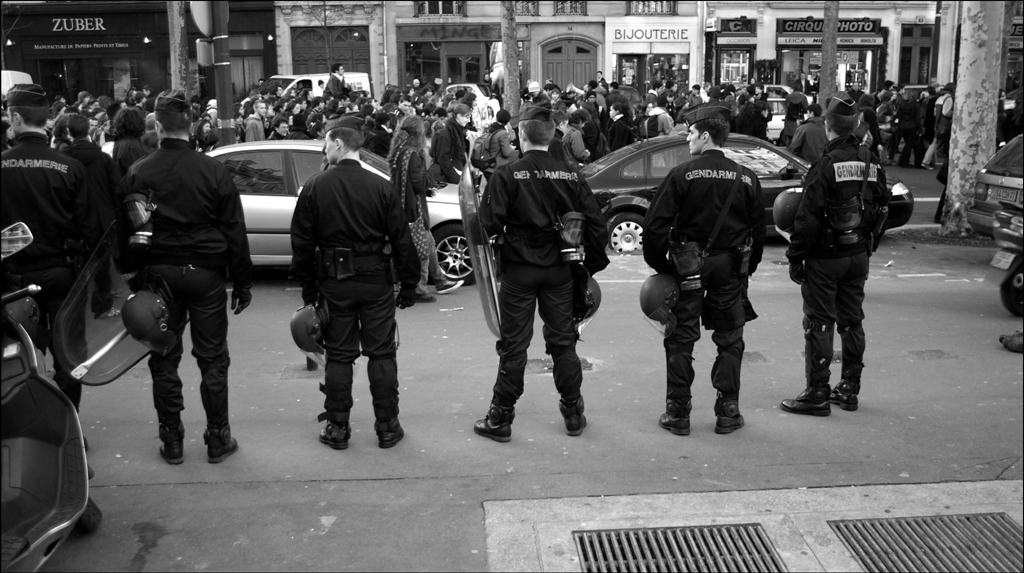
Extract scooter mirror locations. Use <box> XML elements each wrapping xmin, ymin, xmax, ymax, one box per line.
<box><xmin>1</xmin><ymin>222</ymin><xmax>33</xmax><ymax>260</ymax></box>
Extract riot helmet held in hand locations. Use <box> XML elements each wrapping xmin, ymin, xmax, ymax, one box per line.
<box><xmin>573</xmin><ymin>276</ymin><xmax>602</xmax><ymax>335</ymax></box>
<box><xmin>773</xmin><ymin>188</ymin><xmax>803</xmax><ymax>243</ymax></box>
<box><xmin>122</xmin><ymin>290</ymin><xmax>178</xmax><ymax>354</ymax></box>
<box><xmin>639</xmin><ymin>274</ymin><xmax>680</xmax><ymax>337</ymax></box>
<box><xmin>290</xmin><ymin>303</ymin><xmax>329</xmax><ymax>367</ymax></box>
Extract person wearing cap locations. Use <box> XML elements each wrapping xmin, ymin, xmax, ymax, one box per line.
<box><xmin>116</xmin><ymin>89</ymin><xmax>253</xmax><ymax>465</ymax></box>
<box><xmin>642</xmin><ymin>104</ymin><xmax>765</xmax><ymax>437</ymax></box>
<box><xmin>473</xmin><ymin>100</ymin><xmax>609</xmax><ymax>443</ymax></box>
<box><xmin>780</xmin><ymin>93</ymin><xmax>890</xmax><ymax>418</ymax></box>
<box><xmin>291</xmin><ymin>125</ymin><xmax>420</xmax><ymax>451</ymax></box>
<box><xmin>1</xmin><ymin>83</ymin><xmax>104</xmax><ymax>413</ymax></box>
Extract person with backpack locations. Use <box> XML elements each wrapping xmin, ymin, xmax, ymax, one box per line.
<box><xmin>560</xmin><ymin>110</ymin><xmax>590</xmax><ymax>166</ymax></box>
<box><xmin>472</xmin><ymin>109</ymin><xmax>516</xmax><ymax>183</ymax></box>
<box><xmin>640</xmin><ymin>95</ymin><xmax>674</xmax><ymax>139</ymax></box>
<box><xmin>606</xmin><ymin>102</ymin><xmax>636</xmax><ymax>152</ymax></box>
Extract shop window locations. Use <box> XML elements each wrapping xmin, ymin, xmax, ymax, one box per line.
<box><xmin>231</xmin><ymin>56</ymin><xmax>264</xmax><ymax>98</ymax></box>
<box><xmin>223</xmin><ymin>151</ymin><xmax>286</xmax><ymax>196</ymax></box>
<box><xmin>405</xmin><ymin>42</ymin><xmax>442</xmax><ymax>86</ymax></box>
<box><xmin>416</xmin><ymin>1</ymin><xmax>466</xmax><ymax>16</ymax></box>
<box><xmin>99</xmin><ymin>58</ymin><xmax>138</xmax><ymax>101</ymax></box>
<box><xmin>555</xmin><ymin>1</ymin><xmax>587</xmax><ymax>16</ymax></box>
<box><xmin>628</xmin><ymin>1</ymin><xmax>676</xmax><ymax>15</ymax></box>
<box><xmin>720</xmin><ymin>50</ymin><xmax>750</xmax><ymax>86</ymax></box>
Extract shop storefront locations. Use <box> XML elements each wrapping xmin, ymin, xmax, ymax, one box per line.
<box><xmin>397</xmin><ymin>24</ymin><xmax>528</xmax><ymax>89</ymax></box>
<box><xmin>1009</xmin><ymin>22</ymin><xmax>1022</xmax><ymax>92</ymax></box>
<box><xmin>1</xmin><ymin>2</ymin><xmax>275</xmax><ymax>103</ymax></box>
<box><xmin>715</xmin><ymin>17</ymin><xmax>758</xmax><ymax>87</ymax></box>
<box><xmin>775</xmin><ymin>18</ymin><xmax>884</xmax><ymax>93</ymax></box>
<box><xmin>605</xmin><ymin>16</ymin><xmax>700</xmax><ymax>91</ymax></box>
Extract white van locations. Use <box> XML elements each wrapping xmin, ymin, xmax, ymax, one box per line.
<box><xmin>1</xmin><ymin>70</ymin><xmax>34</xmax><ymax>96</ymax></box>
<box><xmin>257</xmin><ymin>73</ymin><xmax>373</xmax><ymax>100</ymax></box>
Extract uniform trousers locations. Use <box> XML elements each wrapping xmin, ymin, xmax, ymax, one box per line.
<box><xmin>21</xmin><ymin>266</ymin><xmax>79</xmax><ymax>408</ymax></box>
<box><xmin>492</xmin><ymin>263</ymin><xmax>581</xmax><ymax>407</ymax></box>
<box><xmin>801</xmin><ymin>252</ymin><xmax>868</xmax><ymax>383</ymax></box>
<box><xmin>664</xmin><ymin>253</ymin><xmax>745</xmax><ymax>403</ymax></box>
<box><xmin>147</xmin><ymin>264</ymin><xmax>231</xmax><ymax>428</ymax></box>
<box><xmin>319</xmin><ymin>277</ymin><xmax>399</xmax><ymax>423</ymax></box>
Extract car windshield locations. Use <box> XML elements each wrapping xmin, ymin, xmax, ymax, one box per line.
<box><xmin>258</xmin><ymin>77</ymin><xmax>290</xmax><ymax>95</ymax></box>
<box><xmin>985</xmin><ymin>135</ymin><xmax>1023</xmax><ymax>177</ymax></box>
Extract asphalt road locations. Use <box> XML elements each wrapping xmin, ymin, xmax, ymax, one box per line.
<box><xmin>41</xmin><ymin>233</ymin><xmax>1022</xmax><ymax>572</ymax></box>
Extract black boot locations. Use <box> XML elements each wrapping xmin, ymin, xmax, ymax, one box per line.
<box><xmin>474</xmin><ymin>402</ymin><xmax>515</xmax><ymax>443</ymax></box>
<box><xmin>158</xmin><ymin>421</ymin><xmax>184</xmax><ymax>465</ymax></box>
<box><xmin>319</xmin><ymin>421</ymin><xmax>351</xmax><ymax>450</ymax></box>
<box><xmin>559</xmin><ymin>396</ymin><xmax>587</xmax><ymax>437</ymax></box>
<box><xmin>780</xmin><ymin>382</ymin><xmax>832</xmax><ymax>416</ymax></box>
<box><xmin>658</xmin><ymin>400</ymin><xmax>691</xmax><ymax>436</ymax></box>
<box><xmin>374</xmin><ymin>418</ymin><xmax>405</xmax><ymax>449</ymax></box>
<box><xmin>714</xmin><ymin>397</ymin><xmax>745</xmax><ymax>434</ymax></box>
<box><xmin>830</xmin><ymin>378</ymin><xmax>861</xmax><ymax>411</ymax></box>
<box><xmin>204</xmin><ymin>425</ymin><xmax>239</xmax><ymax>463</ymax></box>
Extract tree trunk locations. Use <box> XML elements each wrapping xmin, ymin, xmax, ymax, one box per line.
<box><xmin>942</xmin><ymin>1</ymin><xmax>1005</xmax><ymax>236</ymax></box>
<box><xmin>167</xmin><ymin>1</ymin><xmax>190</xmax><ymax>101</ymax></box>
<box><xmin>818</xmin><ymin>1</ymin><xmax>840</xmax><ymax>104</ymax></box>
<box><xmin>500</xmin><ymin>1</ymin><xmax>521</xmax><ymax>118</ymax></box>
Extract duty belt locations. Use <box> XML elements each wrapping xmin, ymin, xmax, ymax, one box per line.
<box><xmin>316</xmin><ymin>247</ymin><xmax>387</xmax><ymax>281</ymax></box>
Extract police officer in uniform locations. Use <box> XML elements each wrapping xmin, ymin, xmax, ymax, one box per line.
<box><xmin>781</xmin><ymin>94</ymin><xmax>890</xmax><ymax>416</ymax></box>
<box><xmin>642</xmin><ymin>105</ymin><xmax>765</xmax><ymax>435</ymax></box>
<box><xmin>290</xmin><ymin>126</ymin><xmax>420</xmax><ymax>450</ymax></box>
<box><xmin>1</xmin><ymin>84</ymin><xmax>103</xmax><ymax>412</ymax></box>
<box><xmin>474</xmin><ymin>101</ymin><xmax>609</xmax><ymax>443</ymax></box>
<box><xmin>117</xmin><ymin>90</ymin><xmax>253</xmax><ymax>464</ymax></box>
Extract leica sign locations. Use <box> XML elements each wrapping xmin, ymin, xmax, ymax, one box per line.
<box><xmin>778</xmin><ymin>19</ymin><xmax>881</xmax><ymax>35</ymax></box>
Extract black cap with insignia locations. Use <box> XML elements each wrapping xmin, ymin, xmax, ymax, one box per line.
<box><xmin>826</xmin><ymin>93</ymin><xmax>858</xmax><ymax>117</ymax></box>
<box><xmin>154</xmin><ymin>89</ymin><xmax>190</xmax><ymax>113</ymax></box>
<box><xmin>682</xmin><ymin>104</ymin><xmax>732</xmax><ymax>127</ymax></box>
<box><xmin>520</xmin><ymin>99</ymin><xmax>553</xmax><ymax>122</ymax></box>
<box><xmin>7</xmin><ymin>84</ymin><xmax>48</xmax><ymax>107</ymax></box>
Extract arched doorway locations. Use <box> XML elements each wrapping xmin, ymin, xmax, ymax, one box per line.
<box><xmin>541</xmin><ymin>39</ymin><xmax>597</xmax><ymax>89</ymax></box>
<box><xmin>292</xmin><ymin>26</ymin><xmax>370</xmax><ymax>75</ymax></box>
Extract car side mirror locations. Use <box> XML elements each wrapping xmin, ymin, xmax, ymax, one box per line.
<box><xmin>781</xmin><ymin>163</ymin><xmax>798</xmax><ymax>181</ymax></box>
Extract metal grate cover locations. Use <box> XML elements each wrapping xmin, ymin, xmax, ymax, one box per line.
<box><xmin>573</xmin><ymin>524</ymin><xmax>786</xmax><ymax>572</ymax></box>
<box><xmin>830</xmin><ymin>512</ymin><xmax>1024</xmax><ymax>573</ymax></box>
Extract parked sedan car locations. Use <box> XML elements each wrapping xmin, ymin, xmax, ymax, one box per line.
<box><xmin>580</xmin><ymin>134</ymin><xmax>914</xmax><ymax>252</ymax></box>
<box><xmin>206</xmin><ymin>140</ymin><xmax>472</xmax><ymax>283</ymax></box>
<box><xmin>967</xmin><ymin>135</ymin><xmax>1024</xmax><ymax>237</ymax></box>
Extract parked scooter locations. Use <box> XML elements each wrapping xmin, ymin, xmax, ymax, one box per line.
<box><xmin>989</xmin><ymin>202</ymin><xmax>1024</xmax><ymax>316</ymax></box>
<box><xmin>1</xmin><ymin>222</ymin><xmax>101</xmax><ymax>572</ymax></box>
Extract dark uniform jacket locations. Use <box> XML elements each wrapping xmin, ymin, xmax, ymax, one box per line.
<box><xmin>1</xmin><ymin>132</ymin><xmax>102</xmax><ymax>272</ymax></box>
<box><xmin>481</xmin><ymin>150</ymin><xmax>609</xmax><ymax>276</ymax></box>
<box><xmin>116</xmin><ymin>138</ymin><xmax>252</xmax><ymax>286</ymax></box>
<box><xmin>787</xmin><ymin>135</ymin><xmax>890</xmax><ymax>263</ymax></box>
<box><xmin>643</xmin><ymin>149</ymin><xmax>766</xmax><ymax>276</ymax></box>
<box><xmin>290</xmin><ymin>159</ymin><xmax>420</xmax><ymax>290</ymax></box>
<box><xmin>65</xmin><ymin>138</ymin><xmax>121</xmax><ymax>230</ymax></box>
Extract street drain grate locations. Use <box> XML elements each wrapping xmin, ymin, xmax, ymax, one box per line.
<box><xmin>829</xmin><ymin>513</ymin><xmax>1024</xmax><ymax>572</ymax></box>
<box><xmin>573</xmin><ymin>524</ymin><xmax>786</xmax><ymax>572</ymax></box>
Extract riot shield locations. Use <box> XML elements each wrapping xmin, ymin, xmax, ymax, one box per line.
<box><xmin>458</xmin><ymin>166</ymin><xmax>501</xmax><ymax>339</ymax></box>
<box><xmin>53</xmin><ymin>225</ymin><xmax>149</xmax><ymax>385</ymax></box>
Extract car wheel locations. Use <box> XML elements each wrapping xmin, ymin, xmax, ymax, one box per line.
<box><xmin>608</xmin><ymin>212</ymin><xmax>645</xmax><ymax>253</ymax></box>
<box><xmin>433</xmin><ymin>223</ymin><xmax>475</xmax><ymax>285</ymax></box>
<box><xmin>1000</xmin><ymin>271</ymin><xmax>1024</xmax><ymax>316</ymax></box>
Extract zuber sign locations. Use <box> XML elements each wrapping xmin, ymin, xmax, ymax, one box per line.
<box><xmin>52</xmin><ymin>18</ymin><xmax>107</xmax><ymax>32</ymax></box>
<box><xmin>777</xmin><ymin>19</ymin><xmax>881</xmax><ymax>35</ymax></box>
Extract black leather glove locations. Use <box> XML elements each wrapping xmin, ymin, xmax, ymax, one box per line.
<box><xmin>231</xmin><ymin>283</ymin><xmax>252</xmax><ymax>315</ymax></box>
<box><xmin>301</xmin><ymin>281</ymin><xmax>318</xmax><ymax>306</ymax></box>
<box><xmin>789</xmin><ymin>262</ymin><xmax>806</xmax><ymax>285</ymax></box>
<box><xmin>396</xmin><ymin>287</ymin><xmax>417</xmax><ymax>309</ymax></box>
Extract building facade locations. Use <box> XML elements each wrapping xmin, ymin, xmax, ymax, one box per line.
<box><xmin>1</xmin><ymin>1</ymin><xmax>276</xmax><ymax>102</ymax></box>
